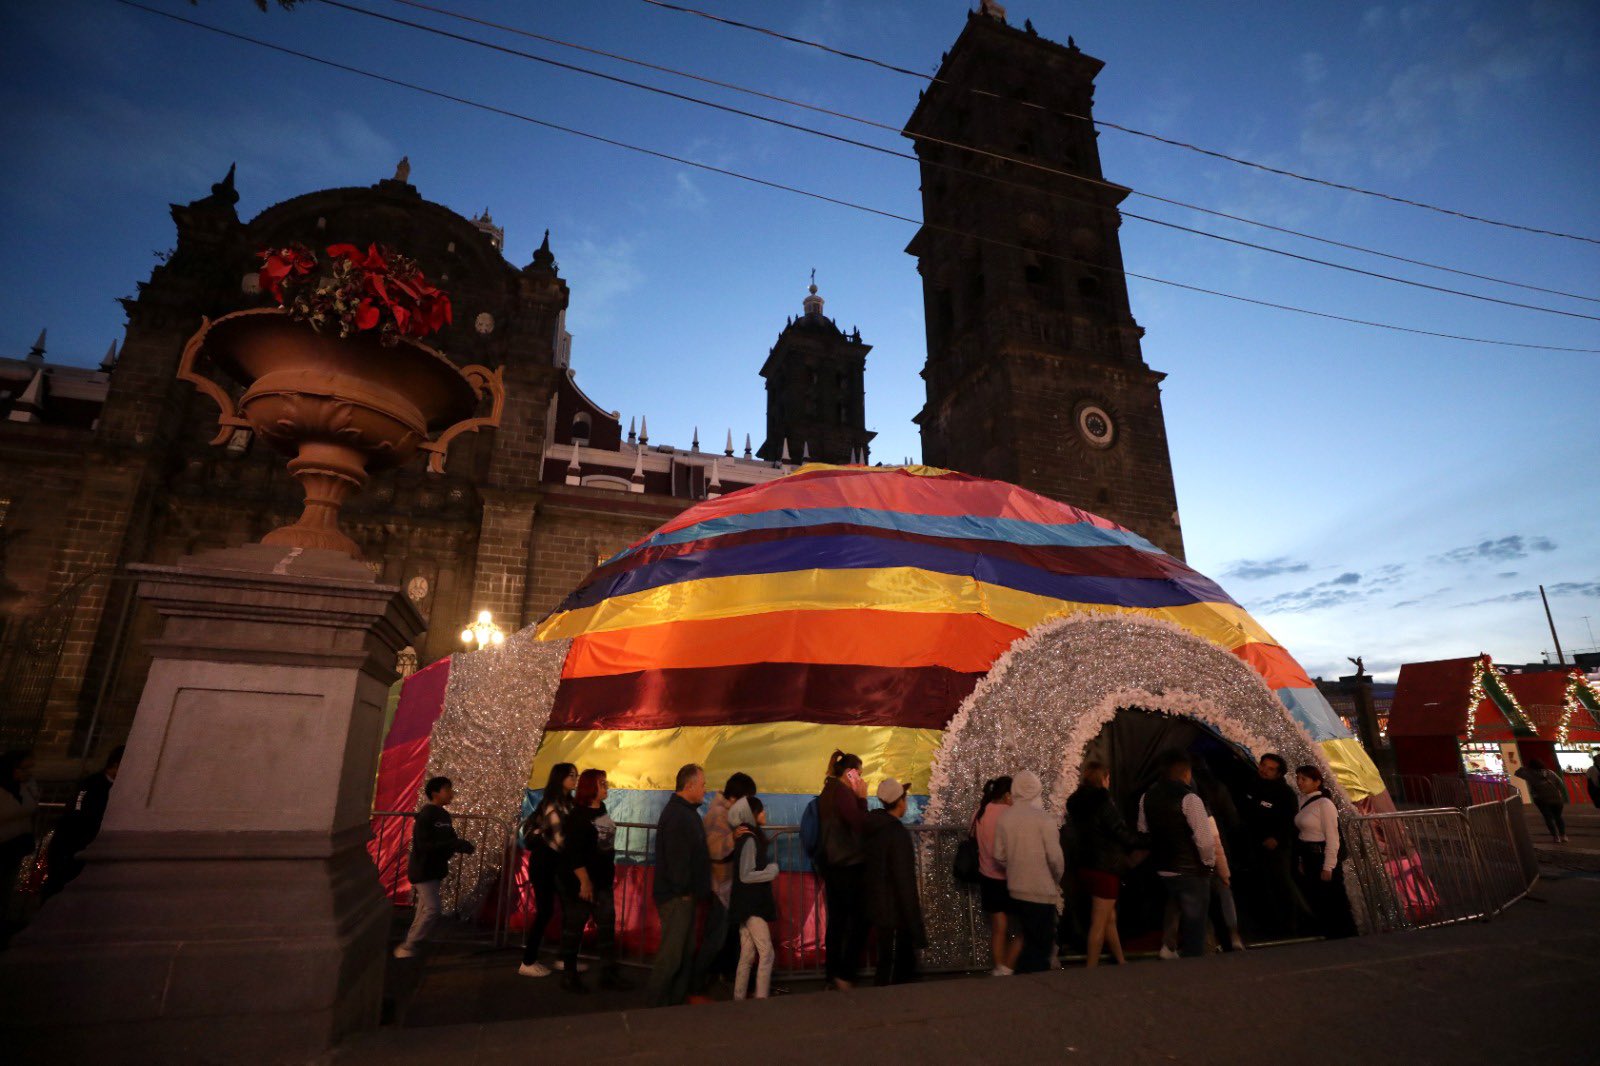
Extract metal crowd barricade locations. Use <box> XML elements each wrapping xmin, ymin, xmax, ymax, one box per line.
<box><xmin>1342</xmin><ymin>795</ymin><xmax>1538</xmax><ymax>935</ymax></box>
<box><xmin>909</xmin><ymin>824</ymin><xmax>990</xmax><ymax>974</ymax></box>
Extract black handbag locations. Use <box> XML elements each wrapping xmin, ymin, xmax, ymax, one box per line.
<box><xmin>952</xmin><ymin>833</ymin><xmax>982</xmax><ymax>884</ymax></box>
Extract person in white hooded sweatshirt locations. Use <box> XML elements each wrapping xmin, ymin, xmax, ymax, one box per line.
<box><xmin>993</xmin><ymin>770</ymin><xmax>1064</xmax><ymax>974</ymax></box>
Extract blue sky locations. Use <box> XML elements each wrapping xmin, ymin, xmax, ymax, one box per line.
<box><xmin>2</xmin><ymin>0</ymin><xmax>1597</xmax><ymax>679</ymax></box>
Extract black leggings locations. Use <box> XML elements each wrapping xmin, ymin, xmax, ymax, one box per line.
<box><xmin>522</xmin><ymin>846</ymin><xmax>560</xmax><ymax>964</ymax></box>
<box><xmin>821</xmin><ymin>863</ymin><xmax>868</xmax><ymax>984</ymax></box>
<box><xmin>1534</xmin><ymin>802</ymin><xmax>1566</xmax><ymax>840</ymax></box>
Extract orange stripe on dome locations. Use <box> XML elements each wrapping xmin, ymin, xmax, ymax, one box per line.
<box><xmin>562</xmin><ymin>609</ymin><xmax>1026</xmax><ymax>678</ymax></box>
<box><xmin>1232</xmin><ymin>641</ymin><xmax>1315</xmax><ymax>690</ymax></box>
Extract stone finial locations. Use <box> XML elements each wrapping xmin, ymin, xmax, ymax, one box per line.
<box><xmin>639</xmin><ymin>415</ymin><xmax>649</xmax><ymax>446</ymax></box>
<box><xmin>780</xmin><ymin>439</ymin><xmax>791</xmax><ymax>463</ymax></box>
<box><xmin>691</xmin><ymin>426</ymin><xmax>700</xmax><ymax>453</ymax></box>
<box><xmin>802</xmin><ymin>441</ymin><xmax>811</xmax><ymax>461</ymax></box>
<box><xmin>744</xmin><ymin>433</ymin><xmax>753</xmax><ymax>459</ymax></box>
<box><xmin>803</xmin><ymin>271</ymin><xmax>824</xmax><ymax>317</ymax></box>
<box><xmin>6</xmin><ymin>366</ymin><xmax>46</xmax><ymax>424</ymax></box>
<box><xmin>707</xmin><ymin>458</ymin><xmax>722</xmax><ymax>499</ymax></box>
<box><xmin>26</xmin><ymin>328</ymin><xmax>46</xmax><ymax>365</ymax></box>
<box><xmin>99</xmin><ymin>340</ymin><xmax>118</xmax><ymax>373</ymax></box>
<box><xmin>393</xmin><ymin>156</ymin><xmax>411</xmax><ymax>183</ymax></box>
<box><xmin>565</xmin><ymin>442</ymin><xmax>582</xmax><ymax>486</ymax></box>
<box><xmin>630</xmin><ymin>445</ymin><xmax>646</xmax><ymax>493</ymax></box>
<box><xmin>526</xmin><ymin>229</ymin><xmax>557</xmax><ymax>275</ymax></box>
<box><xmin>724</xmin><ymin>429</ymin><xmax>734</xmax><ymax>457</ymax></box>
<box><xmin>627</xmin><ymin>416</ymin><xmax>637</xmax><ymax>445</ymax></box>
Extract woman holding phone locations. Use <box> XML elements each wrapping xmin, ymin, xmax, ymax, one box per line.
<box><xmin>818</xmin><ymin>750</ymin><xmax>869</xmax><ymax>989</ymax></box>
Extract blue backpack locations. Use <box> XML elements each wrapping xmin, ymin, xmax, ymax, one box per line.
<box><xmin>799</xmin><ymin>796</ymin><xmax>823</xmax><ymax>863</ymax></box>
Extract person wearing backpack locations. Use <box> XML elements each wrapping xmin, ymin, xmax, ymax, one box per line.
<box><xmin>1293</xmin><ymin>764</ymin><xmax>1355</xmax><ymax>938</ymax></box>
<box><xmin>728</xmin><ymin>795</ymin><xmax>779</xmax><ymax>999</ymax></box>
<box><xmin>1514</xmin><ymin>757</ymin><xmax>1569</xmax><ymax>843</ymax></box>
<box><xmin>972</xmin><ymin>776</ymin><xmax>1020</xmax><ymax>975</ymax></box>
<box><xmin>518</xmin><ymin>762</ymin><xmax>576</xmax><ymax>977</ymax></box>
<box><xmin>817</xmin><ymin>750</ymin><xmax>869</xmax><ymax>990</ymax></box>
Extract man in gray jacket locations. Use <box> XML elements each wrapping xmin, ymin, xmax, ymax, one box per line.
<box><xmin>994</xmin><ymin>769</ymin><xmax>1064</xmax><ymax>974</ymax></box>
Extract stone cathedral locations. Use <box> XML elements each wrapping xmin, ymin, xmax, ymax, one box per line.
<box><xmin>0</xmin><ymin>7</ymin><xmax>1182</xmax><ymax>760</ymax></box>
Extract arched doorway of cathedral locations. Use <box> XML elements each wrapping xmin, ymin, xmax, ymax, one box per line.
<box><xmin>923</xmin><ymin>613</ymin><xmax>1347</xmax><ymax>955</ymax></box>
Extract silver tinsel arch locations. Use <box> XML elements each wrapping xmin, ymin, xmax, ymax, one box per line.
<box><xmin>916</xmin><ymin>612</ymin><xmax>1354</xmax><ymax>962</ymax></box>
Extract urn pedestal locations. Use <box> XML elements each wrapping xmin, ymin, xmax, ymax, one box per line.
<box><xmin>0</xmin><ymin>546</ymin><xmax>423</xmax><ymax>1064</ymax></box>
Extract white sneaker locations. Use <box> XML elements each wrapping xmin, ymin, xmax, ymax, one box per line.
<box><xmin>990</xmin><ymin>965</ymin><xmax>1014</xmax><ymax>977</ymax></box>
<box><xmin>392</xmin><ymin>945</ymin><xmax>416</xmax><ymax>959</ymax></box>
<box><xmin>552</xmin><ymin>959</ymin><xmax>589</xmax><ymax>973</ymax></box>
<box><xmin>518</xmin><ymin>962</ymin><xmax>552</xmax><ymax>977</ymax></box>
<box><xmin>1158</xmin><ymin>946</ymin><xmax>1179</xmax><ymax>961</ymax></box>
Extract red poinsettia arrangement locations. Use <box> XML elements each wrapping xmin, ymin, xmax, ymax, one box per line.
<box><xmin>257</xmin><ymin>242</ymin><xmax>452</xmax><ymax>345</ymax></box>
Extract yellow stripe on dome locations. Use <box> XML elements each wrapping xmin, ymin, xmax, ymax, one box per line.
<box><xmin>1319</xmin><ymin>737</ymin><xmax>1386</xmax><ymax>803</ymax></box>
<box><xmin>531</xmin><ymin>722</ymin><xmax>944</xmax><ymax>795</ymax></box>
<box><xmin>790</xmin><ymin>462</ymin><xmax>955</xmax><ymax>478</ymax></box>
<box><xmin>536</xmin><ymin>566</ymin><xmax>1276</xmax><ymax>650</ymax></box>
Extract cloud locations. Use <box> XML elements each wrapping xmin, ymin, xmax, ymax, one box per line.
<box><xmin>1456</xmin><ymin>579</ymin><xmax>1600</xmax><ymax>607</ymax></box>
<box><xmin>1330</xmin><ymin>571</ymin><xmax>1362</xmax><ymax>586</ymax></box>
<box><xmin>558</xmin><ymin>236</ymin><xmax>643</xmax><ymax>333</ymax></box>
<box><xmin>1224</xmin><ymin>557</ymin><xmax>1311</xmax><ymax>580</ymax></box>
<box><xmin>1251</xmin><ymin>572</ymin><xmax>1371</xmax><ymax>613</ymax></box>
<box><xmin>670</xmin><ymin>172</ymin><xmax>708</xmax><ymax>212</ymax></box>
<box><xmin>1496</xmin><ymin>571</ymin><xmax>1519</xmax><ymax>578</ymax></box>
<box><xmin>1435</xmin><ymin>535</ymin><xmax>1557</xmax><ymax>565</ymax></box>
<box><xmin>1391</xmin><ymin>599</ymin><xmax>1422</xmax><ymax>609</ymax></box>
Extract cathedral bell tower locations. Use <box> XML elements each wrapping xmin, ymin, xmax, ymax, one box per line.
<box><xmin>904</xmin><ymin>10</ymin><xmax>1184</xmax><ymax>557</ymax></box>
<box><xmin>757</xmin><ymin>276</ymin><xmax>875</xmax><ymax>465</ymax></box>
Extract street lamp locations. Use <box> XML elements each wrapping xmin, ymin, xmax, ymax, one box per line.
<box><xmin>460</xmin><ymin>609</ymin><xmax>505</xmax><ymax>649</ymax></box>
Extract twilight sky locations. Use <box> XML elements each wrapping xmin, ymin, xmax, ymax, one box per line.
<box><xmin>2</xmin><ymin>0</ymin><xmax>1597</xmax><ymax>680</ymax></box>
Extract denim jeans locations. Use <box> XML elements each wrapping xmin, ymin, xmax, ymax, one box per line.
<box><xmin>400</xmin><ymin>879</ymin><xmax>442</xmax><ymax>952</ymax></box>
<box><xmin>1164</xmin><ymin>874</ymin><xmax>1211</xmax><ymax>958</ymax></box>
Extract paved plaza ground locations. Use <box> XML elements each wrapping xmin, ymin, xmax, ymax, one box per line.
<box><xmin>332</xmin><ymin>853</ymin><xmax>1600</xmax><ymax>1065</ymax></box>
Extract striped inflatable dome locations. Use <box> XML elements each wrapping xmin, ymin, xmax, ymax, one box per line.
<box><xmin>532</xmin><ymin>464</ymin><xmax>1384</xmax><ymax>823</ymax></box>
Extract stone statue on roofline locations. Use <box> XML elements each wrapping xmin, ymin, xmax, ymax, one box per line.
<box><xmin>1347</xmin><ymin>655</ymin><xmax>1367</xmax><ymax>677</ymax></box>
<box><xmin>393</xmin><ymin>156</ymin><xmax>411</xmax><ymax>183</ymax></box>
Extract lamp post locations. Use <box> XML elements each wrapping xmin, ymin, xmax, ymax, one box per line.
<box><xmin>460</xmin><ymin>609</ymin><xmax>505</xmax><ymax>649</ymax></box>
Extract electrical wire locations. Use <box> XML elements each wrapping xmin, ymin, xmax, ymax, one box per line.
<box><xmin>637</xmin><ymin>0</ymin><xmax>1600</xmax><ymax>247</ymax></box>
<box><xmin>312</xmin><ymin>0</ymin><xmax>1600</xmax><ymax>323</ymax></box>
<box><xmin>109</xmin><ymin>0</ymin><xmax>1600</xmax><ymax>355</ymax></box>
<box><xmin>379</xmin><ymin>0</ymin><xmax>1600</xmax><ymax>306</ymax></box>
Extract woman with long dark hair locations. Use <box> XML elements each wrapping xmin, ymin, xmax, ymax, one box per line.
<box><xmin>817</xmin><ymin>749</ymin><xmax>868</xmax><ymax>990</ymax></box>
<box><xmin>555</xmin><ymin>768</ymin><xmax>629</xmax><ymax>993</ymax></box>
<box><xmin>972</xmin><ymin>775</ymin><xmax>1020</xmax><ymax>975</ymax></box>
<box><xmin>518</xmin><ymin>762</ymin><xmax>577</xmax><ymax>977</ymax></box>
<box><xmin>1293</xmin><ymin>765</ymin><xmax>1355</xmax><ymax>938</ymax></box>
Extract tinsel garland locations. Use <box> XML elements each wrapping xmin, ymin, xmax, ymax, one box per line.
<box><xmin>917</xmin><ymin>612</ymin><xmax>1353</xmax><ymax>964</ymax></box>
<box><xmin>1557</xmin><ymin>671</ymin><xmax>1599</xmax><ymax>745</ymax></box>
<box><xmin>425</xmin><ymin>626</ymin><xmax>570</xmax><ymax>912</ymax></box>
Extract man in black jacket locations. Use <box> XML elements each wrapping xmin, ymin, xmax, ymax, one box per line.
<box><xmin>647</xmin><ymin>763</ymin><xmax>710</xmax><ymax>1006</ymax></box>
<box><xmin>41</xmin><ymin>745</ymin><xmax>123</xmax><ymax>900</ymax></box>
<box><xmin>863</xmin><ymin>778</ymin><xmax>925</xmax><ymax>985</ymax></box>
<box><xmin>1240</xmin><ymin>753</ymin><xmax>1302</xmax><ymax>937</ymax></box>
<box><xmin>394</xmin><ymin>776</ymin><xmax>475</xmax><ymax>959</ymax></box>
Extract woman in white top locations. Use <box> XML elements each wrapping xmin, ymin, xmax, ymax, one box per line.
<box><xmin>1292</xmin><ymin>764</ymin><xmax>1355</xmax><ymax>938</ymax></box>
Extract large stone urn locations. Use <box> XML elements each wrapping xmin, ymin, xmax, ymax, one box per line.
<box><xmin>178</xmin><ymin>307</ymin><xmax>504</xmax><ymax>556</ymax></box>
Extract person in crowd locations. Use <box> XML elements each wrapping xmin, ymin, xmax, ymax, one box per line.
<box><xmin>693</xmin><ymin>771</ymin><xmax>757</xmax><ymax>997</ymax></box>
<box><xmin>1157</xmin><ymin>809</ymin><xmax>1244</xmax><ymax>957</ymax></box>
<box><xmin>648</xmin><ymin>763</ymin><xmax>711</xmax><ymax>1006</ymax></box>
<box><xmin>42</xmin><ymin>745</ymin><xmax>124</xmax><ymax>900</ymax></box>
<box><xmin>394</xmin><ymin>775</ymin><xmax>476</xmax><ymax>959</ymax></box>
<box><xmin>728</xmin><ymin>795</ymin><xmax>779</xmax><ymax>1000</ymax></box>
<box><xmin>1137</xmin><ymin>752</ymin><xmax>1215</xmax><ymax>959</ymax></box>
<box><xmin>1065</xmin><ymin>761</ymin><xmax>1144</xmax><ymax>967</ymax></box>
<box><xmin>0</xmin><ymin>750</ymin><xmax>41</xmax><ymax>928</ymax></box>
<box><xmin>864</xmin><ymin>777</ymin><xmax>926</xmax><ymax>985</ymax></box>
<box><xmin>993</xmin><ymin>769</ymin><xmax>1064</xmax><ymax>974</ymax></box>
<box><xmin>1587</xmin><ymin>752</ymin><xmax>1600</xmax><ymax>809</ymax></box>
<box><xmin>817</xmin><ymin>750</ymin><xmax>869</xmax><ymax>990</ymax></box>
<box><xmin>973</xmin><ymin>775</ymin><xmax>1021</xmax><ymax>976</ymax></box>
<box><xmin>518</xmin><ymin>762</ymin><xmax>577</xmax><ymax>977</ymax></box>
<box><xmin>1240</xmin><ymin>753</ymin><xmax>1302</xmax><ymax>937</ymax></box>
<box><xmin>1515</xmin><ymin>757</ymin><xmax>1569</xmax><ymax>843</ymax></box>
<box><xmin>555</xmin><ymin>769</ymin><xmax>630</xmax><ymax>993</ymax></box>
<box><xmin>1292</xmin><ymin>764</ymin><xmax>1356</xmax><ymax>939</ymax></box>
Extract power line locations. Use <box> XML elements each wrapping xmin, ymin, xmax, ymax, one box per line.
<box><xmin>109</xmin><ymin>0</ymin><xmax>1600</xmax><ymax>355</ymax></box>
<box><xmin>637</xmin><ymin>0</ymin><xmax>1600</xmax><ymax>247</ymax></box>
<box><xmin>379</xmin><ymin>0</ymin><xmax>1600</xmax><ymax>307</ymax></box>
<box><xmin>313</xmin><ymin>0</ymin><xmax>1600</xmax><ymax>324</ymax></box>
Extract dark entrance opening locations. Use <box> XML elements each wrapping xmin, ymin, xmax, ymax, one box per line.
<box><xmin>1064</xmin><ymin>706</ymin><xmax>1264</xmax><ymax>954</ymax></box>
